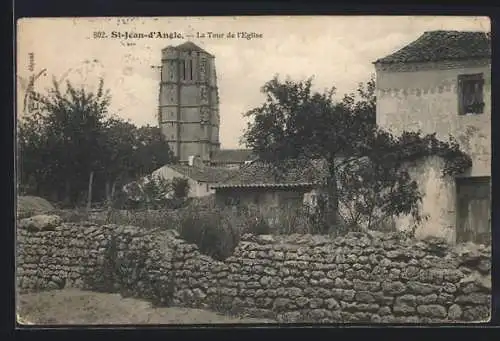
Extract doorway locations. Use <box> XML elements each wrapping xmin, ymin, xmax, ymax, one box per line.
<box><xmin>456</xmin><ymin>176</ymin><xmax>491</xmax><ymax>245</ymax></box>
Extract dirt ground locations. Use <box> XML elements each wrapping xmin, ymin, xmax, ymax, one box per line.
<box><xmin>17</xmin><ymin>289</ymin><xmax>276</xmax><ymax>325</ymax></box>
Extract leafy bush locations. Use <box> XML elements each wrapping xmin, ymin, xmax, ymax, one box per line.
<box><xmin>118</xmin><ymin>174</ymin><xmax>190</xmax><ymax>210</ymax></box>
<box><xmin>176</xmin><ymin>204</ymin><xmax>243</xmax><ymax>261</ymax></box>
<box><xmin>237</xmin><ymin>204</ymin><xmax>271</xmax><ymax>235</ymax></box>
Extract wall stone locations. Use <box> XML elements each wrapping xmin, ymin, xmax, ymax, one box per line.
<box><xmin>16</xmin><ymin>220</ymin><xmax>114</xmax><ymax>292</ymax></box>
<box><xmin>16</xmin><ymin>216</ymin><xmax>491</xmax><ymax>323</ymax></box>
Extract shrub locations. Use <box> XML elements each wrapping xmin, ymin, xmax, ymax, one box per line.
<box><xmin>117</xmin><ymin>175</ymin><xmax>191</xmax><ymax>210</ymax></box>
<box><xmin>176</xmin><ymin>204</ymin><xmax>241</xmax><ymax>261</ymax></box>
<box><xmin>237</xmin><ymin>204</ymin><xmax>271</xmax><ymax>235</ymax></box>
<box><xmin>102</xmin><ymin>208</ymin><xmax>178</xmax><ymax>231</ymax></box>
<box><xmin>244</xmin><ymin>204</ymin><xmax>328</xmax><ymax>235</ymax></box>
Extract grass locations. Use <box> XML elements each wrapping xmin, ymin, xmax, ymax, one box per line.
<box><xmin>17</xmin><ymin>289</ymin><xmax>276</xmax><ymax>325</ymax></box>
<box><xmin>49</xmin><ymin>200</ymin><xmax>338</xmax><ymax>261</ymax></box>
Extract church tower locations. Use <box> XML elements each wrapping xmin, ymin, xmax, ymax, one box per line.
<box><xmin>159</xmin><ymin>42</ymin><xmax>221</xmax><ymax>164</ymax></box>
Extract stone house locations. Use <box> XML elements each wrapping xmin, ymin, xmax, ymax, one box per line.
<box><xmin>152</xmin><ymin>156</ymin><xmax>238</xmax><ymax>198</ymax></box>
<box><xmin>374</xmin><ymin>30</ymin><xmax>491</xmax><ymax>244</ymax></box>
<box><xmin>212</xmin><ymin>159</ymin><xmax>327</xmax><ymax>218</ymax></box>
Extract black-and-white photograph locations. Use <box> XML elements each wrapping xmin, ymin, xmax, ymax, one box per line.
<box><xmin>16</xmin><ymin>16</ymin><xmax>491</xmax><ymax>325</ymax></box>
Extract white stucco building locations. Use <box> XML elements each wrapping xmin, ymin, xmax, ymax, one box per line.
<box><xmin>152</xmin><ymin>155</ymin><xmax>237</xmax><ymax>198</ymax></box>
<box><xmin>374</xmin><ymin>30</ymin><xmax>491</xmax><ymax>244</ymax></box>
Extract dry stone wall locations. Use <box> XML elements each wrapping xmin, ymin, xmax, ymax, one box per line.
<box><xmin>16</xmin><ymin>215</ymin><xmax>491</xmax><ymax>323</ymax></box>
<box><xmin>17</xmin><ymin>218</ymin><xmax>113</xmax><ymax>292</ymax></box>
<box><xmin>223</xmin><ymin>233</ymin><xmax>491</xmax><ymax>323</ymax></box>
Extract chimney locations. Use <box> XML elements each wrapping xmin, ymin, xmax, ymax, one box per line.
<box><xmin>188</xmin><ymin>155</ymin><xmax>204</xmax><ymax>167</ymax></box>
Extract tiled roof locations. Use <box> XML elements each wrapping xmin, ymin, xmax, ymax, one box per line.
<box><xmin>166</xmin><ymin>164</ymin><xmax>238</xmax><ymax>183</ymax></box>
<box><xmin>173</xmin><ymin>41</ymin><xmax>213</xmax><ymax>56</ymax></box>
<box><xmin>210</xmin><ymin>149</ymin><xmax>255</xmax><ymax>164</ymax></box>
<box><xmin>374</xmin><ymin>30</ymin><xmax>491</xmax><ymax>64</ymax></box>
<box><xmin>213</xmin><ymin>159</ymin><xmax>329</xmax><ymax>189</ymax></box>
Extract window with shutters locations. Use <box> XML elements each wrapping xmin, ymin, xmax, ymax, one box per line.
<box><xmin>458</xmin><ymin>74</ymin><xmax>485</xmax><ymax>115</ymax></box>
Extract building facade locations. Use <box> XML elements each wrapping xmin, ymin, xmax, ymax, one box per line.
<box><xmin>158</xmin><ymin>41</ymin><xmax>255</xmax><ymax>168</ymax></box>
<box><xmin>152</xmin><ymin>156</ymin><xmax>237</xmax><ymax>198</ymax></box>
<box><xmin>159</xmin><ymin>42</ymin><xmax>221</xmax><ymax>164</ymax></box>
<box><xmin>212</xmin><ymin>159</ymin><xmax>327</xmax><ymax>225</ymax></box>
<box><xmin>209</xmin><ymin>149</ymin><xmax>255</xmax><ymax>169</ymax></box>
<box><xmin>374</xmin><ymin>30</ymin><xmax>491</xmax><ymax>244</ymax></box>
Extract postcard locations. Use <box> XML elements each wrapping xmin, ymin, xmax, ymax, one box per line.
<box><xmin>16</xmin><ymin>16</ymin><xmax>491</xmax><ymax>325</ymax></box>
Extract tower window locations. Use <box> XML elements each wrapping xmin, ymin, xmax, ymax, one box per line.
<box><xmin>180</xmin><ymin>60</ymin><xmax>186</xmax><ymax>80</ymax></box>
<box><xmin>189</xmin><ymin>59</ymin><xmax>193</xmax><ymax>80</ymax></box>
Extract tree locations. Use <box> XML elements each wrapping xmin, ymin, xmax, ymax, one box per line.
<box><xmin>18</xmin><ymin>77</ymin><xmax>176</xmax><ymax>207</ymax></box>
<box><xmin>98</xmin><ymin>120</ymin><xmax>175</xmax><ymax>206</ymax></box>
<box><xmin>242</xmin><ymin>75</ymin><xmax>471</xmax><ymax>234</ymax></box>
<box><xmin>132</xmin><ymin>125</ymin><xmax>176</xmax><ymax>178</ymax></box>
<box><xmin>18</xmin><ymin>78</ymin><xmax>110</xmax><ymax>205</ymax></box>
<box><xmin>99</xmin><ymin>117</ymin><xmax>137</xmax><ymax>204</ymax></box>
<box><xmin>119</xmin><ymin>175</ymin><xmax>190</xmax><ymax>210</ymax></box>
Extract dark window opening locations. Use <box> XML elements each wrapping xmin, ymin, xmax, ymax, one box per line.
<box><xmin>189</xmin><ymin>59</ymin><xmax>193</xmax><ymax>80</ymax></box>
<box><xmin>180</xmin><ymin>60</ymin><xmax>186</xmax><ymax>80</ymax></box>
<box><xmin>225</xmin><ymin>195</ymin><xmax>240</xmax><ymax>206</ymax></box>
<box><xmin>168</xmin><ymin>64</ymin><xmax>173</xmax><ymax>80</ymax></box>
<box><xmin>458</xmin><ymin>74</ymin><xmax>485</xmax><ymax>115</ymax></box>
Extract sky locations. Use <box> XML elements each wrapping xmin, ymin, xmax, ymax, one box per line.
<box><xmin>17</xmin><ymin>16</ymin><xmax>490</xmax><ymax>149</ymax></box>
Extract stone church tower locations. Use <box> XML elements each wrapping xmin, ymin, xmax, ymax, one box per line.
<box><xmin>158</xmin><ymin>42</ymin><xmax>221</xmax><ymax>164</ymax></box>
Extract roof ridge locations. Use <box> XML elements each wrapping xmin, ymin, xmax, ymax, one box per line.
<box><xmin>218</xmin><ymin>158</ymin><xmax>259</xmax><ymax>184</ymax></box>
<box><xmin>174</xmin><ymin>41</ymin><xmax>213</xmax><ymax>56</ymax></box>
<box><xmin>374</xmin><ymin>30</ymin><xmax>491</xmax><ymax>65</ymax></box>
